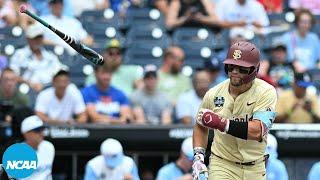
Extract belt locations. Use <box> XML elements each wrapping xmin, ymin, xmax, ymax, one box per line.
<box><xmin>211</xmin><ymin>152</ymin><xmax>269</xmax><ymax>166</ymax></box>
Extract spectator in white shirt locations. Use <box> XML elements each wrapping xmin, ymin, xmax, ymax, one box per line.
<box><xmin>176</xmin><ymin>70</ymin><xmax>211</xmax><ymax>124</ymax></box>
<box><xmin>20</xmin><ymin>115</ymin><xmax>55</xmax><ymax>180</ymax></box>
<box><xmin>42</xmin><ymin>0</ymin><xmax>93</xmax><ymax>54</ymax></box>
<box><xmin>35</xmin><ymin>70</ymin><xmax>87</xmax><ymax>125</ymax></box>
<box><xmin>10</xmin><ymin>23</ymin><xmax>62</xmax><ymax>92</ymax></box>
<box><xmin>215</xmin><ymin>0</ymin><xmax>269</xmax><ymax>29</ymax></box>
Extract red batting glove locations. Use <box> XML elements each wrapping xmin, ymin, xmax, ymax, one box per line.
<box><xmin>197</xmin><ymin>109</ymin><xmax>229</xmax><ymax>132</ymax></box>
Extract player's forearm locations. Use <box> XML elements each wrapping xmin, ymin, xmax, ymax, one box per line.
<box><xmin>193</xmin><ymin>123</ymin><xmax>209</xmax><ymax>149</ymax></box>
<box><xmin>247</xmin><ymin>120</ymin><xmax>263</xmax><ymax>141</ymax></box>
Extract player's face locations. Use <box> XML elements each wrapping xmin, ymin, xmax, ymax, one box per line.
<box><xmin>227</xmin><ymin>64</ymin><xmax>251</xmax><ymax>86</ymax></box>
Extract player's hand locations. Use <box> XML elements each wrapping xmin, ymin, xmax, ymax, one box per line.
<box><xmin>197</xmin><ymin>109</ymin><xmax>228</xmax><ymax>132</ymax></box>
<box><xmin>192</xmin><ymin>153</ymin><xmax>208</xmax><ymax>180</ymax></box>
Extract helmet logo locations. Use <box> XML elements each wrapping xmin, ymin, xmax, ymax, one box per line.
<box><xmin>232</xmin><ymin>50</ymin><xmax>242</xmax><ymax>60</ymax></box>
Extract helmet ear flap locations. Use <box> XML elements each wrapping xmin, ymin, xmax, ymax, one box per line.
<box><xmin>224</xmin><ymin>65</ymin><xmax>228</xmax><ymax>75</ymax></box>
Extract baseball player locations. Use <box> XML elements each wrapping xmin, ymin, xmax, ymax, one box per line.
<box><xmin>192</xmin><ymin>41</ymin><xmax>277</xmax><ymax>180</ymax></box>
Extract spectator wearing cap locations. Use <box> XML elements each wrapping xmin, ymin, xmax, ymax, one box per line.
<box><xmin>84</xmin><ymin>138</ymin><xmax>139</xmax><ymax>180</ymax></box>
<box><xmin>266</xmin><ymin>134</ymin><xmax>288</xmax><ymax>180</ymax></box>
<box><xmin>81</xmin><ymin>65</ymin><xmax>133</xmax><ymax>124</ymax></box>
<box><xmin>20</xmin><ymin>115</ymin><xmax>55</xmax><ymax>180</ymax></box>
<box><xmin>264</xmin><ymin>39</ymin><xmax>295</xmax><ymax>90</ymax></box>
<box><xmin>280</xmin><ymin>9</ymin><xmax>320</xmax><ymax>72</ymax></box>
<box><xmin>158</xmin><ymin>46</ymin><xmax>192</xmax><ymax>104</ymax></box>
<box><xmin>204</xmin><ymin>58</ymin><xmax>226</xmax><ymax>88</ymax></box>
<box><xmin>156</xmin><ymin>137</ymin><xmax>193</xmax><ymax>180</ymax></box>
<box><xmin>176</xmin><ymin>70</ymin><xmax>210</xmax><ymax>125</ymax></box>
<box><xmin>0</xmin><ymin>0</ymin><xmax>17</xmax><ymax>28</ymax></box>
<box><xmin>85</xmin><ymin>39</ymin><xmax>143</xmax><ymax>96</ymax></box>
<box><xmin>42</xmin><ymin>0</ymin><xmax>93</xmax><ymax>54</ymax></box>
<box><xmin>308</xmin><ymin>161</ymin><xmax>320</xmax><ymax>180</ymax></box>
<box><xmin>275</xmin><ymin>73</ymin><xmax>320</xmax><ymax>123</ymax></box>
<box><xmin>0</xmin><ymin>68</ymin><xmax>29</xmax><ymax>122</ymax></box>
<box><xmin>28</xmin><ymin>0</ymin><xmax>74</xmax><ymax>17</ymax></box>
<box><xmin>131</xmin><ymin>65</ymin><xmax>172</xmax><ymax>125</ymax></box>
<box><xmin>10</xmin><ymin>23</ymin><xmax>62</xmax><ymax>92</ymax></box>
<box><xmin>35</xmin><ymin>70</ymin><xmax>87</xmax><ymax>125</ymax></box>
<box><xmin>215</xmin><ymin>0</ymin><xmax>269</xmax><ymax>29</ymax></box>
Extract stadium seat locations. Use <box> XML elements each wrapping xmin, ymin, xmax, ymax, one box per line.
<box><xmin>64</xmin><ymin>55</ymin><xmax>95</xmax><ymax>87</ymax></box>
<box><xmin>124</xmin><ymin>8</ymin><xmax>165</xmax><ymax>29</ymax></box>
<box><xmin>126</xmin><ymin>25</ymin><xmax>171</xmax><ymax>48</ymax></box>
<box><xmin>268</xmin><ymin>13</ymin><xmax>287</xmax><ymax>26</ymax></box>
<box><xmin>173</xmin><ymin>27</ymin><xmax>215</xmax><ymax>50</ymax></box>
<box><xmin>180</xmin><ymin>46</ymin><xmax>212</xmax><ymax>70</ymax></box>
<box><xmin>124</xmin><ymin>46</ymin><xmax>163</xmax><ymax>67</ymax></box>
<box><xmin>79</xmin><ymin>9</ymin><xmax>124</xmax><ymax>29</ymax></box>
<box><xmin>84</xmin><ymin>22</ymin><xmax>126</xmax><ymax>49</ymax></box>
<box><xmin>212</xmin><ymin>30</ymin><xmax>229</xmax><ymax>50</ymax></box>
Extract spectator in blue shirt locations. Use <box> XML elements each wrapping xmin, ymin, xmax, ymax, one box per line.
<box><xmin>156</xmin><ymin>137</ymin><xmax>193</xmax><ymax>180</ymax></box>
<box><xmin>81</xmin><ymin>65</ymin><xmax>133</xmax><ymax>124</ymax></box>
<box><xmin>280</xmin><ymin>9</ymin><xmax>320</xmax><ymax>72</ymax></box>
<box><xmin>28</xmin><ymin>0</ymin><xmax>74</xmax><ymax>17</ymax></box>
<box><xmin>84</xmin><ymin>138</ymin><xmax>140</xmax><ymax>180</ymax></box>
<box><xmin>266</xmin><ymin>134</ymin><xmax>288</xmax><ymax>180</ymax></box>
<box><xmin>309</xmin><ymin>162</ymin><xmax>320</xmax><ymax>180</ymax></box>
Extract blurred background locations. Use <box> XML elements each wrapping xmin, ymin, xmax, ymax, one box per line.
<box><xmin>0</xmin><ymin>0</ymin><xmax>320</xmax><ymax>179</ymax></box>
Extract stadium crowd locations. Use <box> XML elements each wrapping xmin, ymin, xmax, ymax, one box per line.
<box><xmin>1</xmin><ymin>0</ymin><xmax>320</xmax><ymax>179</ymax></box>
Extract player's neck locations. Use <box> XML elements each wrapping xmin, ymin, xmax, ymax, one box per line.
<box><xmin>229</xmin><ymin>82</ymin><xmax>253</xmax><ymax>98</ymax></box>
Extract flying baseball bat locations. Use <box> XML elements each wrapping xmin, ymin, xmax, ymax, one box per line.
<box><xmin>19</xmin><ymin>5</ymin><xmax>104</xmax><ymax>66</ymax></box>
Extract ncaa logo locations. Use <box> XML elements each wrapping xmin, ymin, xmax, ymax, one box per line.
<box><xmin>2</xmin><ymin>143</ymin><xmax>38</xmax><ymax>178</ymax></box>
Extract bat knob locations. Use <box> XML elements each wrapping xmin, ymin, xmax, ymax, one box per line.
<box><xmin>98</xmin><ymin>55</ymin><xmax>104</xmax><ymax>65</ymax></box>
<box><xmin>19</xmin><ymin>5</ymin><xmax>27</xmax><ymax>13</ymax></box>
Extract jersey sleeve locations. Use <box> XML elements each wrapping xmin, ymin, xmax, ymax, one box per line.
<box><xmin>252</xmin><ymin>87</ymin><xmax>277</xmax><ymax>131</ymax></box>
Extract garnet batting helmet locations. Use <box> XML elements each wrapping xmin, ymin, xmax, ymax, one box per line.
<box><xmin>223</xmin><ymin>41</ymin><xmax>260</xmax><ymax>83</ymax></box>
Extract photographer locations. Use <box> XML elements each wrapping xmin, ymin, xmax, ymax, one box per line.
<box><xmin>165</xmin><ymin>0</ymin><xmax>218</xmax><ymax>29</ymax></box>
<box><xmin>276</xmin><ymin>73</ymin><xmax>320</xmax><ymax>123</ymax></box>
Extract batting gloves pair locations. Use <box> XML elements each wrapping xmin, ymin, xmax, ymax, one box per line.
<box><xmin>197</xmin><ymin>109</ymin><xmax>229</xmax><ymax>132</ymax></box>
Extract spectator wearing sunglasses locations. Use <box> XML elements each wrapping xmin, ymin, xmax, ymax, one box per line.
<box><xmin>85</xmin><ymin>39</ymin><xmax>143</xmax><ymax>96</ymax></box>
<box><xmin>84</xmin><ymin>138</ymin><xmax>139</xmax><ymax>180</ymax></box>
<box><xmin>20</xmin><ymin>115</ymin><xmax>55</xmax><ymax>180</ymax></box>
